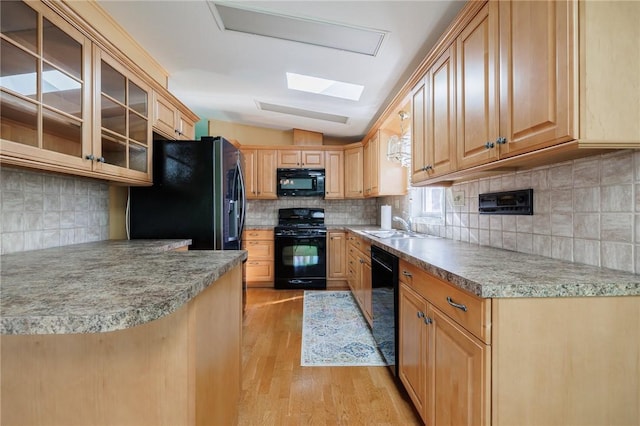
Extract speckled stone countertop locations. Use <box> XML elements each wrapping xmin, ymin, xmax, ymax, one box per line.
<box><xmin>0</xmin><ymin>240</ymin><xmax>247</xmax><ymax>335</ymax></box>
<box><xmin>346</xmin><ymin>227</ymin><xmax>639</xmax><ymax>298</ymax></box>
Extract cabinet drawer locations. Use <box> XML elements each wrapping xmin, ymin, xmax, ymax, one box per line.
<box><xmin>399</xmin><ymin>260</ymin><xmax>491</xmax><ymax>344</ymax></box>
<box><xmin>242</xmin><ymin>240</ymin><xmax>274</xmax><ymax>259</ymax></box>
<box><xmin>243</xmin><ymin>229</ymin><xmax>273</xmax><ymax>240</ymax></box>
<box><xmin>245</xmin><ymin>260</ymin><xmax>274</xmax><ymax>282</ymax></box>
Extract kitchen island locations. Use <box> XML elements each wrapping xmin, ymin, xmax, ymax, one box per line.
<box><xmin>347</xmin><ymin>226</ymin><xmax>639</xmax><ymax>426</ymax></box>
<box><xmin>1</xmin><ymin>240</ymin><xmax>247</xmax><ymax>426</ymax></box>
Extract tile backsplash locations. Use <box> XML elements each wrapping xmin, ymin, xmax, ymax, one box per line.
<box><xmin>393</xmin><ymin>150</ymin><xmax>639</xmax><ymax>274</ymax></box>
<box><xmin>1</xmin><ymin>167</ymin><xmax>109</xmax><ymax>254</ymax></box>
<box><xmin>246</xmin><ymin>197</ymin><xmax>377</xmax><ymax>227</ymax></box>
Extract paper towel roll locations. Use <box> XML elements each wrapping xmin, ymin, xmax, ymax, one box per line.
<box><xmin>381</xmin><ymin>205</ymin><xmax>392</xmax><ymax>230</ymax></box>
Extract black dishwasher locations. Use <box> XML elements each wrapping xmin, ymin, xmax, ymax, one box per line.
<box><xmin>371</xmin><ymin>245</ymin><xmax>399</xmax><ymax>376</ymax></box>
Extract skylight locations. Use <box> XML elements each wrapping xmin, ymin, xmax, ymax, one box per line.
<box><xmin>286</xmin><ymin>72</ymin><xmax>364</xmax><ymax>101</ymax></box>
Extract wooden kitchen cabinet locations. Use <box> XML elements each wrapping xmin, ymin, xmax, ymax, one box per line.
<box><xmin>412</xmin><ymin>44</ymin><xmax>457</xmax><ymax>183</ymax></box>
<box><xmin>408</xmin><ymin>0</ymin><xmax>638</xmax><ymax>186</ymax></box>
<box><xmin>495</xmin><ymin>0</ymin><xmax>574</xmax><ymax>157</ymax></box>
<box><xmin>93</xmin><ymin>48</ymin><xmax>152</xmax><ymax>183</ymax></box>
<box><xmin>292</xmin><ymin>128</ymin><xmax>323</xmax><ymax>145</ymax></box>
<box><xmin>344</xmin><ymin>145</ymin><xmax>364</xmax><ymax>198</ymax></box>
<box><xmin>347</xmin><ymin>233</ymin><xmax>372</xmax><ymax>325</ymax></box>
<box><xmin>241</xmin><ymin>148</ymin><xmax>277</xmax><ymax>199</ymax></box>
<box><xmin>242</xmin><ymin>229</ymin><xmax>274</xmax><ymax>287</ymax></box>
<box><xmin>455</xmin><ymin>2</ymin><xmax>500</xmax><ymax>170</ymax></box>
<box><xmin>0</xmin><ymin>0</ymin><xmax>199</xmax><ymax>185</ymax></box>
<box><xmin>398</xmin><ymin>282</ymin><xmax>429</xmax><ymax>421</ymax></box>
<box><xmin>0</xmin><ymin>0</ymin><xmax>93</xmax><ymax>175</ymax></box>
<box><xmin>397</xmin><ymin>255</ymin><xmax>638</xmax><ymax>425</ymax></box>
<box><xmin>398</xmin><ymin>259</ymin><xmax>490</xmax><ymax>426</ymax></box>
<box><xmin>324</xmin><ymin>150</ymin><xmax>344</xmax><ymax>199</ymax></box>
<box><xmin>277</xmin><ymin>149</ymin><xmax>324</xmax><ymax>168</ymax></box>
<box><xmin>364</xmin><ymin>129</ymin><xmax>407</xmax><ymax>197</ymax></box>
<box><xmin>327</xmin><ymin>231</ymin><xmax>348</xmax><ymax>289</ymax></box>
<box><xmin>152</xmin><ymin>91</ymin><xmax>197</xmax><ymax>140</ymax></box>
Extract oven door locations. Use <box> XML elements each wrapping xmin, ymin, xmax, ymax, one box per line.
<box><xmin>274</xmin><ymin>234</ymin><xmax>326</xmax><ymax>289</ymax></box>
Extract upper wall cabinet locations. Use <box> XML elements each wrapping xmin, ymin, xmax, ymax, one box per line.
<box><xmin>242</xmin><ymin>148</ymin><xmax>277</xmax><ymax>200</ymax></box>
<box><xmin>455</xmin><ymin>2</ymin><xmax>500</xmax><ymax>170</ymax></box>
<box><xmin>364</xmin><ymin>129</ymin><xmax>407</xmax><ymax>197</ymax></box>
<box><xmin>152</xmin><ymin>91</ymin><xmax>197</xmax><ymax>140</ymax></box>
<box><xmin>277</xmin><ymin>149</ymin><xmax>325</xmax><ymax>168</ymax></box>
<box><xmin>0</xmin><ymin>0</ymin><xmax>198</xmax><ymax>185</ymax></box>
<box><xmin>412</xmin><ymin>44</ymin><xmax>457</xmax><ymax>183</ymax></box>
<box><xmin>324</xmin><ymin>150</ymin><xmax>344</xmax><ymax>199</ymax></box>
<box><xmin>457</xmin><ymin>0</ymin><xmax>577</xmax><ymax>170</ymax></box>
<box><xmin>408</xmin><ymin>0</ymin><xmax>638</xmax><ymax>185</ymax></box>
<box><xmin>0</xmin><ymin>1</ymin><xmax>93</xmax><ymax>173</ymax></box>
<box><xmin>93</xmin><ymin>49</ymin><xmax>151</xmax><ymax>182</ymax></box>
<box><xmin>344</xmin><ymin>145</ymin><xmax>364</xmax><ymax>198</ymax></box>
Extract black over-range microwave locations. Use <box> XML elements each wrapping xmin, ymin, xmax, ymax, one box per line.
<box><xmin>277</xmin><ymin>168</ymin><xmax>325</xmax><ymax>197</ymax></box>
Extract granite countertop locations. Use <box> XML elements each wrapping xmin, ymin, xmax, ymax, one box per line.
<box><xmin>0</xmin><ymin>240</ymin><xmax>247</xmax><ymax>335</ymax></box>
<box><xmin>346</xmin><ymin>226</ymin><xmax>640</xmax><ymax>299</ymax></box>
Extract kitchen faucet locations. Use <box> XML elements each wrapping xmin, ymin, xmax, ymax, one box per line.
<box><xmin>393</xmin><ymin>216</ymin><xmax>413</xmax><ymax>233</ymax></box>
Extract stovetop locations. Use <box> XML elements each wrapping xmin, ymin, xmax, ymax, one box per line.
<box><xmin>277</xmin><ymin>207</ymin><xmax>325</xmax><ymax>226</ymax></box>
<box><xmin>275</xmin><ymin>208</ymin><xmax>326</xmax><ymax>236</ymax></box>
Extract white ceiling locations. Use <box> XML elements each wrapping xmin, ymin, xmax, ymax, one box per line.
<box><xmin>97</xmin><ymin>1</ymin><xmax>465</xmax><ymax>141</ymax></box>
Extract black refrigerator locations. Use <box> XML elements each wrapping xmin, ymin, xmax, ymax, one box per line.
<box><xmin>129</xmin><ymin>136</ymin><xmax>246</xmax><ymax>250</ymax></box>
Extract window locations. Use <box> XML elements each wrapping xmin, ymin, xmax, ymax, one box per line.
<box><xmin>409</xmin><ymin>186</ymin><xmax>445</xmax><ymax>224</ymax></box>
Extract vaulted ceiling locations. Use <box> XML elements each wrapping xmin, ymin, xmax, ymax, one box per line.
<box><xmin>98</xmin><ymin>1</ymin><xmax>465</xmax><ymax>141</ymax></box>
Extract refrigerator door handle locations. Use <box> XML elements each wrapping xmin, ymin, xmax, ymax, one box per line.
<box><xmin>237</xmin><ymin>160</ymin><xmax>247</xmax><ymax>241</ymax></box>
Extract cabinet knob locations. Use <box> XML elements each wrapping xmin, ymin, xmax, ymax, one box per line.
<box><xmin>424</xmin><ymin>317</ymin><xmax>433</xmax><ymax>325</ymax></box>
<box><xmin>422</xmin><ymin>165</ymin><xmax>433</xmax><ymax>172</ymax></box>
<box><xmin>496</xmin><ymin>136</ymin><xmax>507</xmax><ymax>145</ymax></box>
<box><xmin>484</xmin><ymin>141</ymin><xmax>495</xmax><ymax>149</ymax></box>
<box><xmin>85</xmin><ymin>154</ymin><xmax>95</xmax><ymax>160</ymax></box>
<box><xmin>402</xmin><ymin>270</ymin><xmax>413</xmax><ymax>278</ymax></box>
<box><xmin>417</xmin><ymin>311</ymin><xmax>425</xmax><ymax>318</ymax></box>
<box><xmin>97</xmin><ymin>157</ymin><xmax>105</xmax><ymax>163</ymax></box>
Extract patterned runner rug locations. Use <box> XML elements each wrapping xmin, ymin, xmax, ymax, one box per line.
<box><xmin>301</xmin><ymin>291</ymin><xmax>387</xmax><ymax>367</ymax></box>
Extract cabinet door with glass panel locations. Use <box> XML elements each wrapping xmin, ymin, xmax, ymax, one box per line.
<box><xmin>93</xmin><ymin>49</ymin><xmax>151</xmax><ymax>182</ymax></box>
<box><xmin>0</xmin><ymin>0</ymin><xmax>92</xmax><ymax>171</ymax></box>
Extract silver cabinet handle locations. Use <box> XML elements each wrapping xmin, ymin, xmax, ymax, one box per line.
<box><xmin>424</xmin><ymin>317</ymin><xmax>433</xmax><ymax>325</ymax></box>
<box><xmin>484</xmin><ymin>141</ymin><xmax>495</xmax><ymax>149</ymax></box>
<box><xmin>97</xmin><ymin>157</ymin><xmax>105</xmax><ymax>163</ymax></box>
<box><xmin>417</xmin><ymin>311</ymin><xmax>424</xmax><ymax>318</ymax></box>
<box><xmin>85</xmin><ymin>154</ymin><xmax>95</xmax><ymax>160</ymax></box>
<box><xmin>402</xmin><ymin>270</ymin><xmax>412</xmax><ymax>277</ymax></box>
<box><xmin>496</xmin><ymin>136</ymin><xmax>507</xmax><ymax>145</ymax></box>
<box><xmin>447</xmin><ymin>296</ymin><xmax>468</xmax><ymax>312</ymax></box>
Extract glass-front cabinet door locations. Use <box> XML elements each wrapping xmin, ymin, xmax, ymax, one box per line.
<box><xmin>93</xmin><ymin>50</ymin><xmax>151</xmax><ymax>182</ymax></box>
<box><xmin>0</xmin><ymin>0</ymin><xmax>92</xmax><ymax>170</ymax></box>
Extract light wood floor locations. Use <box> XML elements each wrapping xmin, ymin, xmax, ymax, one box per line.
<box><xmin>239</xmin><ymin>289</ymin><xmax>422</xmax><ymax>425</ymax></box>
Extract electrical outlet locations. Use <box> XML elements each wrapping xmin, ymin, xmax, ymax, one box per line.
<box><xmin>453</xmin><ymin>191</ymin><xmax>465</xmax><ymax>207</ymax></box>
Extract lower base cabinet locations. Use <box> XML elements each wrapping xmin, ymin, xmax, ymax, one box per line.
<box><xmin>347</xmin><ymin>233</ymin><xmax>372</xmax><ymax>325</ymax></box>
<box><xmin>327</xmin><ymin>231</ymin><xmax>348</xmax><ymax>289</ymax></box>
<box><xmin>242</xmin><ymin>229</ymin><xmax>274</xmax><ymax>287</ymax></box>
<box><xmin>398</xmin><ymin>259</ymin><xmax>639</xmax><ymax>426</ymax></box>
<box><xmin>399</xmin><ymin>281</ymin><xmax>490</xmax><ymax>426</ymax></box>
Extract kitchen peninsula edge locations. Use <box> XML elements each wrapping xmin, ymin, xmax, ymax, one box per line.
<box><xmin>1</xmin><ymin>240</ymin><xmax>247</xmax><ymax>425</ymax></box>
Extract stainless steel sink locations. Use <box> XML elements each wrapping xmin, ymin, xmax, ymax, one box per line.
<box><xmin>363</xmin><ymin>230</ymin><xmax>438</xmax><ymax>239</ymax></box>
